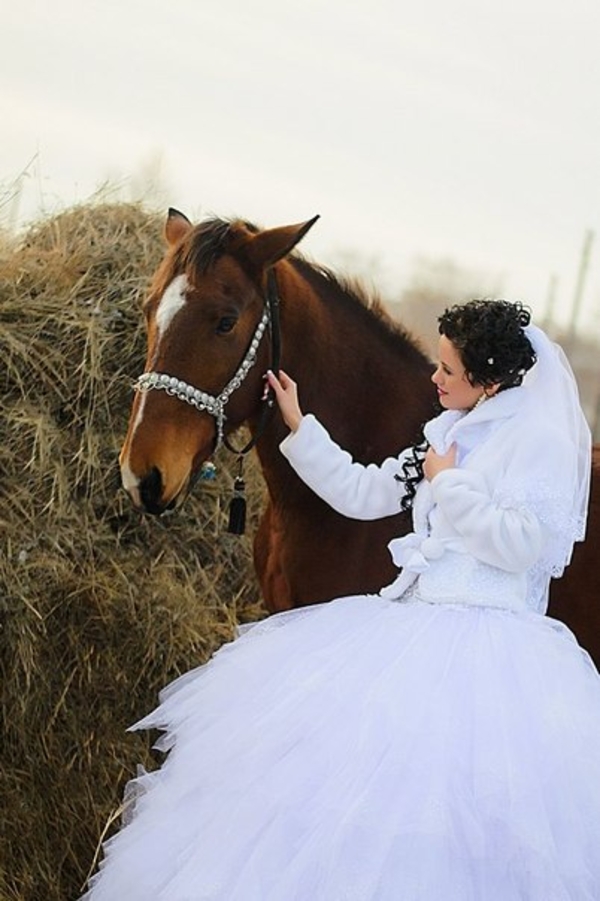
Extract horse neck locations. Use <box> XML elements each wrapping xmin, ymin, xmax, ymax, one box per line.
<box><xmin>251</xmin><ymin>260</ymin><xmax>435</xmax><ymax>498</ymax></box>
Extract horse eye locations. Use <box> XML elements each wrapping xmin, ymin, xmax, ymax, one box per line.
<box><xmin>215</xmin><ymin>315</ymin><xmax>238</xmax><ymax>335</ymax></box>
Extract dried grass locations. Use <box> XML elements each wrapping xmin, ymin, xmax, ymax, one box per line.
<box><xmin>0</xmin><ymin>201</ymin><xmax>265</xmax><ymax>900</ymax></box>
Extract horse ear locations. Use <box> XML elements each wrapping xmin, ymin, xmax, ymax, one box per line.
<box><xmin>165</xmin><ymin>208</ymin><xmax>193</xmax><ymax>246</ymax></box>
<box><xmin>243</xmin><ymin>215</ymin><xmax>320</xmax><ymax>268</ymax></box>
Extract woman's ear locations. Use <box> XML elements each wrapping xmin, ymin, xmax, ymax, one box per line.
<box><xmin>485</xmin><ymin>383</ymin><xmax>501</xmax><ymax>397</ymax></box>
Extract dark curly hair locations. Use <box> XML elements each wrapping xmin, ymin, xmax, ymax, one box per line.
<box><xmin>438</xmin><ymin>298</ymin><xmax>536</xmax><ymax>392</ymax></box>
<box><xmin>396</xmin><ymin>299</ymin><xmax>537</xmax><ymax>512</ymax></box>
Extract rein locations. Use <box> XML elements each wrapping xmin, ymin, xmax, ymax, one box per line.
<box><xmin>134</xmin><ymin>269</ymin><xmax>282</xmax><ymax>455</ymax></box>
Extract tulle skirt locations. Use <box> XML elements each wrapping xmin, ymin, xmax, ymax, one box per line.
<box><xmin>83</xmin><ymin>595</ymin><xmax>600</xmax><ymax>900</ymax></box>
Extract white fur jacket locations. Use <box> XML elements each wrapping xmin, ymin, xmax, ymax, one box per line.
<box><xmin>280</xmin><ymin>395</ymin><xmax>553</xmax><ymax>614</ymax></box>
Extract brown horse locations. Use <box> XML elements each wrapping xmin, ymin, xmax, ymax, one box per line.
<box><xmin>120</xmin><ymin>209</ymin><xmax>600</xmax><ymax>667</ymax></box>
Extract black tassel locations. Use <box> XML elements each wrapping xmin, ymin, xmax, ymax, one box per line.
<box><xmin>227</xmin><ymin>459</ymin><xmax>246</xmax><ymax>534</ymax></box>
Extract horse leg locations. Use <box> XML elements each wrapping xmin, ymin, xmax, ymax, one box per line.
<box><xmin>253</xmin><ymin>505</ymin><xmax>294</xmax><ymax>613</ymax></box>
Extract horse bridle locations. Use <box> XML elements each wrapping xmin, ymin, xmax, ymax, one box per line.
<box><xmin>134</xmin><ymin>269</ymin><xmax>282</xmax><ymax>457</ymax></box>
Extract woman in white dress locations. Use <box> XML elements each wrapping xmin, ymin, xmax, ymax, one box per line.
<box><xmin>83</xmin><ymin>299</ymin><xmax>598</xmax><ymax>900</ymax></box>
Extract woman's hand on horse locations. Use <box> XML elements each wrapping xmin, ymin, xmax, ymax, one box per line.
<box><xmin>423</xmin><ymin>444</ymin><xmax>457</xmax><ymax>481</ymax></box>
<box><xmin>266</xmin><ymin>370</ymin><xmax>303</xmax><ymax>432</ymax></box>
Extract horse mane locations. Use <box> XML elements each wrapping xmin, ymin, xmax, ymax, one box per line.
<box><xmin>288</xmin><ymin>256</ymin><xmax>430</xmax><ymax>363</ymax></box>
<box><xmin>166</xmin><ymin>217</ymin><xmax>429</xmax><ymax>363</ymax></box>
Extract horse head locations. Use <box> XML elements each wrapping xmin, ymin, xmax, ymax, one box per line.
<box><xmin>120</xmin><ymin>208</ymin><xmax>318</xmax><ymax>514</ymax></box>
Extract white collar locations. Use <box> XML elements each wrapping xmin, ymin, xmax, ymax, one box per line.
<box><xmin>423</xmin><ymin>387</ymin><xmax>522</xmax><ymax>455</ymax></box>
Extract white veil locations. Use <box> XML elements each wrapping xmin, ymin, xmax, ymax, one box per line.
<box><xmin>486</xmin><ymin>325</ymin><xmax>591</xmax><ymax>610</ymax></box>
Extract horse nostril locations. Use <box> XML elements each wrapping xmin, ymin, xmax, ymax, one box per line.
<box><xmin>139</xmin><ymin>467</ymin><xmax>165</xmax><ymax>515</ymax></box>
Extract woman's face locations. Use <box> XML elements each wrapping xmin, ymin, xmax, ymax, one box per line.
<box><xmin>431</xmin><ymin>335</ymin><xmax>485</xmax><ymax>410</ymax></box>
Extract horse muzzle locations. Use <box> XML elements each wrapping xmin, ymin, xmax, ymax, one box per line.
<box><xmin>121</xmin><ymin>461</ymin><xmax>189</xmax><ymax>516</ymax></box>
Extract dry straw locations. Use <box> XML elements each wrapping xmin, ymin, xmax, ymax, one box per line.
<box><xmin>0</xmin><ymin>201</ymin><xmax>265</xmax><ymax>900</ymax></box>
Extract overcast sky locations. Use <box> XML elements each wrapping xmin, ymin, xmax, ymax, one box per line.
<box><xmin>2</xmin><ymin>0</ymin><xmax>600</xmax><ymax>327</ymax></box>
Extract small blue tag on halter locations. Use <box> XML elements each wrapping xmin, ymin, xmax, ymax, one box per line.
<box><xmin>199</xmin><ymin>461</ymin><xmax>217</xmax><ymax>481</ymax></box>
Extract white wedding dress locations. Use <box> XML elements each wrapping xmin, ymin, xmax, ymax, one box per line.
<box><xmin>83</xmin><ymin>395</ymin><xmax>600</xmax><ymax>900</ymax></box>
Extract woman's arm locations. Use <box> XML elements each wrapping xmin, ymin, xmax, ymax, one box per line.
<box><xmin>280</xmin><ymin>414</ymin><xmax>413</xmax><ymax>520</ymax></box>
<box><xmin>267</xmin><ymin>370</ymin><xmax>411</xmax><ymax>520</ymax></box>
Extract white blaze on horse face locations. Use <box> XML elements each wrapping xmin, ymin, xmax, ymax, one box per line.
<box><xmin>133</xmin><ymin>272</ymin><xmax>188</xmax><ymax>439</ymax></box>
<box><xmin>120</xmin><ymin>455</ymin><xmax>142</xmax><ymax>507</ymax></box>
<box><xmin>120</xmin><ymin>275</ymin><xmax>189</xmax><ymax>503</ymax></box>
<box><xmin>156</xmin><ymin>273</ymin><xmax>189</xmax><ymax>339</ymax></box>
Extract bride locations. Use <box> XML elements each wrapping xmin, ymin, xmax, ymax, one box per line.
<box><xmin>83</xmin><ymin>299</ymin><xmax>598</xmax><ymax>900</ymax></box>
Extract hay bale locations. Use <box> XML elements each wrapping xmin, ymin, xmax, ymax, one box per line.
<box><xmin>0</xmin><ymin>202</ymin><xmax>265</xmax><ymax>900</ymax></box>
